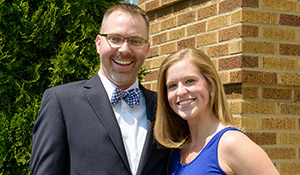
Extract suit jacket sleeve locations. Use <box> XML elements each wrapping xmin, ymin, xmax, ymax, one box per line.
<box><xmin>30</xmin><ymin>88</ymin><xmax>69</xmax><ymax>175</ymax></box>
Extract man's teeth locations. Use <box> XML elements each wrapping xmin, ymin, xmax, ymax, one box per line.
<box><xmin>114</xmin><ymin>60</ymin><xmax>132</xmax><ymax>65</ymax></box>
<box><xmin>179</xmin><ymin>100</ymin><xmax>193</xmax><ymax>105</ymax></box>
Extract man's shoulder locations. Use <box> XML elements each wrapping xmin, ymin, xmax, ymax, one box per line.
<box><xmin>49</xmin><ymin>79</ymin><xmax>88</xmax><ymax>90</ymax></box>
<box><xmin>43</xmin><ymin>79</ymin><xmax>92</xmax><ymax>98</ymax></box>
<box><xmin>140</xmin><ymin>85</ymin><xmax>157</xmax><ymax>97</ymax></box>
<box><xmin>139</xmin><ymin>85</ymin><xmax>157</xmax><ymax>108</ymax></box>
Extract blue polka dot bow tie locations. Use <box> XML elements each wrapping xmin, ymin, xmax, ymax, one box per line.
<box><xmin>111</xmin><ymin>87</ymin><xmax>142</xmax><ymax>108</ymax></box>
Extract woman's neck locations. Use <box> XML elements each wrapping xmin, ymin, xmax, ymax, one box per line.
<box><xmin>180</xmin><ymin>115</ymin><xmax>226</xmax><ymax>165</ymax></box>
<box><xmin>187</xmin><ymin>113</ymin><xmax>224</xmax><ymax>146</ymax></box>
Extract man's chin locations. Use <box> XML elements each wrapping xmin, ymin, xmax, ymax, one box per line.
<box><xmin>111</xmin><ymin>74</ymin><xmax>136</xmax><ymax>89</ymax></box>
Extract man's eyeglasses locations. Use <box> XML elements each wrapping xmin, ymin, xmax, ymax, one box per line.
<box><xmin>99</xmin><ymin>34</ymin><xmax>148</xmax><ymax>48</ymax></box>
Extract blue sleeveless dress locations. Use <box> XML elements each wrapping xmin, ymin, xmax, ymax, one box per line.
<box><xmin>169</xmin><ymin>127</ymin><xmax>246</xmax><ymax>175</ymax></box>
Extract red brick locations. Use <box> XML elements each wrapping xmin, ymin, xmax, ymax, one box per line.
<box><xmin>161</xmin><ymin>0</ymin><xmax>184</xmax><ymax>6</ymax></box>
<box><xmin>160</xmin><ymin>42</ymin><xmax>176</xmax><ymax>55</ymax></box>
<box><xmin>173</xmin><ymin>1</ymin><xmax>190</xmax><ymax>15</ymax></box>
<box><xmin>219</xmin><ymin>56</ymin><xmax>258</xmax><ymax>70</ymax></box>
<box><xmin>187</xmin><ymin>22</ymin><xmax>206</xmax><ymax>36</ymax></box>
<box><xmin>280</xmin><ymin>14</ymin><xmax>300</xmax><ymax>27</ymax></box>
<box><xmin>152</xmin><ymin>32</ymin><xmax>167</xmax><ymax>45</ymax></box>
<box><xmin>280</xmin><ymin>73</ymin><xmax>300</xmax><ymax>86</ymax></box>
<box><xmin>207</xmin><ymin>44</ymin><xmax>229</xmax><ymax>58</ymax></box>
<box><xmin>262</xmin><ymin>0</ymin><xmax>297</xmax><ymax>12</ymax></box>
<box><xmin>169</xmin><ymin>28</ymin><xmax>185</xmax><ymax>40</ymax></box>
<box><xmin>219</xmin><ymin>0</ymin><xmax>259</xmax><ymax>13</ymax></box>
<box><xmin>243</xmin><ymin>41</ymin><xmax>277</xmax><ymax>54</ymax></box>
<box><xmin>225</xmin><ymin>85</ymin><xmax>242</xmax><ymax>99</ymax></box>
<box><xmin>161</xmin><ymin>17</ymin><xmax>177</xmax><ymax>31</ymax></box>
<box><xmin>178</xmin><ymin>11</ymin><xmax>196</xmax><ymax>26</ymax></box>
<box><xmin>192</xmin><ymin>0</ymin><xmax>209</xmax><ymax>8</ymax></box>
<box><xmin>219</xmin><ymin>25</ymin><xmax>258</xmax><ymax>41</ymax></box>
<box><xmin>144</xmin><ymin>0</ymin><xmax>160</xmax><ymax>12</ymax></box>
<box><xmin>230</xmin><ymin>70</ymin><xmax>277</xmax><ymax>84</ymax></box>
<box><xmin>280</xmin><ymin>44</ymin><xmax>300</xmax><ymax>56</ymax></box>
<box><xmin>279</xmin><ymin>162</ymin><xmax>300</xmax><ymax>174</ymax></box>
<box><xmin>262</xmin><ymin>117</ymin><xmax>296</xmax><ymax>130</ymax></box>
<box><xmin>196</xmin><ymin>32</ymin><xmax>217</xmax><ymax>46</ymax></box>
<box><xmin>246</xmin><ymin>132</ymin><xmax>277</xmax><ymax>145</ymax></box>
<box><xmin>295</xmin><ymin>89</ymin><xmax>300</xmax><ymax>101</ymax></box>
<box><xmin>144</xmin><ymin>69</ymin><xmax>159</xmax><ymax>82</ymax></box>
<box><xmin>177</xmin><ymin>37</ymin><xmax>195</xmax><ymax>51</ymax></box>
<box><xmin>149</xmin><ymin>22</ymin><xmax>160</xmax><ymax>34</ymax></box>
<box><xmin>148</xmin><ymin>13</ymin><xmax>156</xmax><ymax>22</ymax></box>
<box><xmin>142</xmin><ymin>83</ymin><xmax>151</xmax><ymax>89</ymax></box>
<box><xmin>264</xmin><ymin>148</ymin><xmax>296</xmax><ymax>159</ymax></box>
<box><xmin>219</xmin><ymin>0</ymin><xmax>241</xmax><ymax>13</ymax></box>
<box><xmin>219</xmin><ymin>26</ymin><xmax>242</xmax><ymax>41</ymax></box>
<box><xmin>280</xmin><ymin>103</ymin><xmax>300</xmax><ymax>116</ymax></box>
<box><xmin>242</xmin><ymin>87</ymin><xmax>259</xmax><ymax>99</ymax></box>
<box><xmin>139</xmin><ymin>0</ymin><xmax>147</xmax><ymax>4</ymax></box>
<box><xmin>224</xmin><ymin>87</ymin><xmax>259</xmax><ymax>100</ymax></box>
<box><xmin>242</xmin><ymin>0</ymin><xmax>259</xmax><ymax>8</ymax></box>
<box><xmin>148</xmin><ymin>46</ymin><xmax>159</xmax><ymax>58</ymax></box>
<box><xmin>156</xmin><ymin>7</ymin><xmax>172</xmax><ymax>20</ymax></box>
<box><xmin>241</xmin><ymin>25</ymin><xmax>259</xmax><ymax>37</ymax></box>
<box><xmin>208</xmin><ymin>15</ymin><xmax>229</xmax><ymax>31</ymax></box>
<box><xmin>144</xmin><ymin>59</ymin><xmax>151</xmax><ymax>70</ymax></box>
<box><xmin>197</xmin><ymin>4</ymin><xmax>217</xmax><ymax>20</ymax></box>
<box><xmin>262</xmin><ymin>88</ymin><xmax>292</xmax><ymax>100</ymax></box>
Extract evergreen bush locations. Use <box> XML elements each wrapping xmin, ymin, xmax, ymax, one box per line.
<box><xmin>0</xmin><ymin>0</ymin><xmax>121</xmax><ymax>174</ymax></box>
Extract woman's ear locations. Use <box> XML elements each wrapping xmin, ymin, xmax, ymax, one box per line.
<box><xmin>207</xmin><ymin>78</ymin><xmax>214</xmax><ymax>98</ymax></box>
<box><xmin>205</xmin><ymin>77</ymin><xmax>213</xmax><ymax>92</ymax></box>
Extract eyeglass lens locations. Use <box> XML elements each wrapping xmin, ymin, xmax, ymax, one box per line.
<box><xmin>106</xmin><ymin>34</ymin><xmax>146</xmax><ymax>48</ymax></box>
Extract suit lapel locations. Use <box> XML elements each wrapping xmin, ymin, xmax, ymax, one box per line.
<box><xmin>82</xmin><ymin>75</ymin><xmax>131</xmax><ymax>173</ymax></box>
<box><xmin>136</xmin><ymin>85</ymin><xmax>157</xmax><ymax>175</ymax></box>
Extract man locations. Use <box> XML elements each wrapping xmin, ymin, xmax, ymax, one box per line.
<box><xmin>30</xmin><ymin>3</ymin><xmax>170</xmax><ymax>175</ymax></box>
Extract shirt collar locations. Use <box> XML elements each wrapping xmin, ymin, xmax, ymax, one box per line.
<box><xmin>98</xmin><ymin>70</ymin><xmax>139</xmax><ymax>100</ymax></box>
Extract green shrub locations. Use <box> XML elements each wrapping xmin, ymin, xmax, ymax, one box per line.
<box><xmin>0</xmin><ymin>0</ymin><xmax>121</xmax><ymax>174</ymax></box>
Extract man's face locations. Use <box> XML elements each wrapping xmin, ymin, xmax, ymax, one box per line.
<box><xmin>95</xmin><ymin>11</ymin><xmax>150</xmax><ymax>90</ymax></box>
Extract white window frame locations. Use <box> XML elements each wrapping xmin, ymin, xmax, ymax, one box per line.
<box><xmin>122</xmin><ymin>0</ymin><xmax>138</xmax><ymax>5</ymax></box>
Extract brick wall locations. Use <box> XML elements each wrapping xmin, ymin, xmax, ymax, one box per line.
<box><xmin>139</xmin><ymin>0</ymin><xmax>300</xmax><ymax>174</ymax></box>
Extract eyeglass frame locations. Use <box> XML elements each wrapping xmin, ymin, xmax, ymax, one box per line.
<box><xmin>99</xmin><ymin>33</ymin><xmax>148</xmax><ymax>48</ymax></box>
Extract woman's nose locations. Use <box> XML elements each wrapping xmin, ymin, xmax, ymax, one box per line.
<box><xmin>176</xmin><ymin>83</ymin><xmax>187</xmax><ymax>96</ymax></box>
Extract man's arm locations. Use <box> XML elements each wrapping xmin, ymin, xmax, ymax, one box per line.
<box><xmin>30</xmin><ymin>88</ymin><xmax>69</xmax><ymax>175</ymax></box>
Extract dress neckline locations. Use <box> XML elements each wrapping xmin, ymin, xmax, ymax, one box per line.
<box><xmin>179</xmin><ymin>127</ymin><xmax>237</xmax><ymax>166</ymax></box>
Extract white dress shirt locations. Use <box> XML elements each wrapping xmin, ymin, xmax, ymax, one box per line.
<box><xmin>98</xmin><ymin>70</ymin><xmax>147</xmax><ymax>175</ymax></box>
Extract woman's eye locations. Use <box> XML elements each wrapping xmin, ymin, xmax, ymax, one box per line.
<box><xmin>167</xmin><ymin>84</ymin><xmax>176</xmax><ymax>89</ymax></box>
<box><xmin>186</xmin><ymin>79</ymin><xmax>195</xmax><ymax>84</ymax></box>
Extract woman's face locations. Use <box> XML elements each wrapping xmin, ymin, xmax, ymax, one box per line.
<box><xmin>165</xmin><ymin>59</ymin><xmax>211</xmax><ymax>121</ymax></box>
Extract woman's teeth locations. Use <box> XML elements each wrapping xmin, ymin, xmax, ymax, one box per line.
<box><xmin>179</xmin><ymin>100</ymin><xmax>193</xmax><ymax>105</ymax></box>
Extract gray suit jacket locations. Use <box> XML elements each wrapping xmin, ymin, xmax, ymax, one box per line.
<box><xmin>30</xmin><ymin>74</ymin><xmax>170</xmax><ymax>175</ymax></box>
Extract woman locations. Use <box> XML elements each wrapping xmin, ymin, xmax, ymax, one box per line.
<box><xmin>154</xmin><ymin>48</ymin><xmax>279</xmax><ymax>175</ymax></box>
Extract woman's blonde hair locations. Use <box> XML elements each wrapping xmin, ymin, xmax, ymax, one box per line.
<box><xmin>154</xmin><ymin>48</ymin><xmax>236</xmax><ymax>148</ymax></box>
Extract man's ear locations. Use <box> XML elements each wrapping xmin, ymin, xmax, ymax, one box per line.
<box><xmin>95</xmin><ymin>35</ymin><xmax>101</xmax><ymax>54</ymax></box>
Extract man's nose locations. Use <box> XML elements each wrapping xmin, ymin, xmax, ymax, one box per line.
<box><xmin>118</xmin><ymin>39</ymin><xmax>131</xmax><ymax>52</ymax></box>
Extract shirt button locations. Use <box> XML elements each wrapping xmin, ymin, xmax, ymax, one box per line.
<box><xmin>123</xmin><ymin>132</ymin><xmax>128</xmax><ymax>138</ymax></box>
